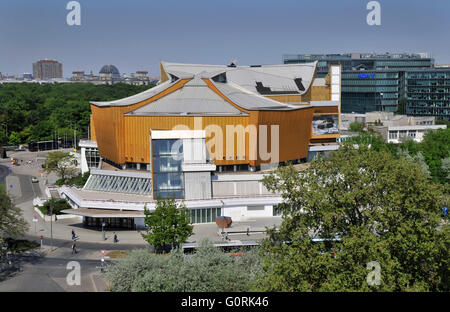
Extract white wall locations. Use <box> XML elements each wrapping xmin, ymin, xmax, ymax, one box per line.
<box><xmin>80</xmin><ymin>147</ymin><xmax>89</xmax><ymax>174</ymax></box>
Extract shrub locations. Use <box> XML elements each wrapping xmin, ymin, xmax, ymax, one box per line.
<box><xmin>105</xmin><ymin>240</ymin><xmax>263</xmax><ymax>292</ymax></box>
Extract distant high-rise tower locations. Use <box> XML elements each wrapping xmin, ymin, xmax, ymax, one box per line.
<box><xmin>33</xmin><ymin>59</ymin><xmax>63</xmax><ymax>80</ymax></box>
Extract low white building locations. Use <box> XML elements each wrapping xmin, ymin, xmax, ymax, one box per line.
<box><xmin>60</xmin><ymin>130</ymin><xmax>283</xmax><ymax>230</ymax></box>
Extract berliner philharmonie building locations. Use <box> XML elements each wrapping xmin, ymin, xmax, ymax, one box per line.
<box><xmin>56</xmin><ymin>61</ymin><xmax>342</xmax><ymax>229</ymax></box>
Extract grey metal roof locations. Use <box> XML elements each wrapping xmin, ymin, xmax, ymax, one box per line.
<box><xmin>161</xmin><ymin>61</ymin><xmax>317</xmax><ymax>96</ymax></box>
<box><xmin>91</xmin><ymin>61</ymin><xmax>318</xmax><ymax>109</ymax></box>
<box><xmin>213</xmin><ymin>81</ymin><xmax>310</xmax><ymax>111</ymax></box>
<box><xmin>126</xmin><ymin>75</ymin><xmax>248</xmax><ymax>116</ymax></box>
<box><xmin>91</xmin><ymin>80</ymin><xmax>175</xmax><ymax>107</ymax></box>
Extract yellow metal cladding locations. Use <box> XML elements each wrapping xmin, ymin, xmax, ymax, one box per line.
<box><xmin>90</xmin><ymin>78</ymin><xmax>191</xmax><ymax>164</ymax></box>
<box><xmin>123</xmin><ymin>115</ymin><xmax>251</xmax><ymax>165</ymax></box>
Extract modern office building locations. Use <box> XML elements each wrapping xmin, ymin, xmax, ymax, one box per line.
<box><xmin>283</xmin><ymin>53</ymin><xmax>450</xmax><ymax>120</ymax></box>
<box><xmin>400</xmin><ymin>69</ymin><xmax>450</xmax><ymax>120</ymax></box>
<box><xmin>33</xmin><ymin>59</ymin><xmax>63</xmax><ymax>80</ymax></box>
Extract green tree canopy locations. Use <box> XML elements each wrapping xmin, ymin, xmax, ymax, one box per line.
<box><xmin>38</xmin><ymin>198</ymin><xmax>72</xmax><ymax>215</ymax></box>
<box><xmin>0</xmin><ymin>83</ymin><xmax>154</xmax><ymax>144</ymax></box>
<box><xmin>140</xmin><ymin>198</ymin><xmax>193</xmax><ymax>252</ymax></box>
<box><xmin>349</xmin><ymin>121</ymin><xmax>364</xmax><ymax>133</ymax></box>
<box><xmin>0</xmin><ymin>185</ymin><xmax>28</xmax><ymax>244</ymax></box>
<box><xmin>258</xmin><ymin>144</ymin><xmax>449</xmax><ymax>291</ymax></box>
<box><xmin>43</xmin><ymin>151</ymin><xmax>78</xmax><ymax>182</ymax></box>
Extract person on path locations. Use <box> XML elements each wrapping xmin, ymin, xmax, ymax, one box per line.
<box><xmin>72</xmin><ymin>242</ymin><xmax>77</xmax><ymax>254</ymax></box>
<box><xmin>113</xmin><ymin>232</ymin><xmax>118</xmax><ymax>243</ymax></box>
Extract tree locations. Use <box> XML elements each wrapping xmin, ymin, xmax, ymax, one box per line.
<box><xmin>346</xmin><ymin>132</ymin><xmax>398</xmax><ymax>155</ymax></box>
<box><xmin>349</xmin><ymin>121</ymin><xmax>364</xmax><ymax>133</ymax></box>
<box><xmin>8</xmin><ymin>131</ymin><xmax>21</xmax><ymax>146</ymax></box>
<box><xmin>105</xmin><ymin>240</ymin><xmax>263</xmax><ymax>292</ymax></box>
<box><xmin>43</xmin><ymin>151</ymin><xmax>78</xmax><ymax>182</ymax></box>
<box><xmin>397</xmin><ymin>98</ymin><xmax>406</xmax><ymax>115</ymax></box>
<box><xmin>441</xmin><ymin>157</ymin><xmax>450</xmax><ymax>182</ymax></box>
<box><xmin>0</xmin><ymin>185</ymin><xmax>28</xmax><ymax>245</ymax></box>
<box><xmin>37</xmin><ymin>198</ymin><xmax>72</xmax><ymax>215</ymax></box>
<box><xmin>140</xmin><ymin>198</ymin><xmax>193</xmax><ymax>253</ymax></box>
<box><xmin>419</xmin><ymin>128</ymin><xmax>450</xmax><ymax>183</ymax></box>
<box><xmin>397</xmin><ymin>149</ymin><xmax>430</xmax><ymax>177</ymax></box>
<box><xmin>258</xmin><ymin>144</ymin><xmax>449</xmax><ymax>291</ymax></box>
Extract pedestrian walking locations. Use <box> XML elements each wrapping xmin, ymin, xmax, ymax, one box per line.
<box><xmin>71</xmin><ymin>229</ymin><xmax>76</xmax><ymax>240</ymax></box>
<box><xmin>72</xmin><ymin>242</ymin><xmax>77</xmax><ymax>254</ymax></box>
<box><xmin>113</xmin><ymin>232</ymin><xmax>118</xmax><ymax>243</ymax></box>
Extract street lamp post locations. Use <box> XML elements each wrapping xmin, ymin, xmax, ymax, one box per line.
<box><xmin>102</xmin><ymin>222</ymin><xmax>106</xmax><ymax>241</ymax></box>
<box><xmin>50</xmin><ymin>201</ymin><xmax>53</xmax><ymax>250</ymax></box>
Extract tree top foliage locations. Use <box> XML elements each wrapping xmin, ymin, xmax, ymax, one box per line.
<box><xmin>140</xmin><ymin>198</ymin><xmax>193</xmax><ymax>253</ymax></box>
<box><xmin>259</xmin><ymin>144</ymin><xmax>449</xmax><ymax>291</ymax></box>
<box><xmin>0</xmin><ymin>83</ymin><xmax>154</xmax><ymax>145</ymax></box>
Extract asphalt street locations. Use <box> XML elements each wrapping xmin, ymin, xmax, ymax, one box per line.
<box><xmin>0</xmin><ymin>155</ymin><xmax>122</xmax><ymax>291</ymax></box>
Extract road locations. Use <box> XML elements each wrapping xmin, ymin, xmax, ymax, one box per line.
<box><xmin>0</xmin><ymin>154</ymin><xmax>144</xmax><ymax>292</ymax></box>
<box><xmin>0</xmin><ymin>235</ymin><xmax>148</xmax><ymax>292</ymax></box>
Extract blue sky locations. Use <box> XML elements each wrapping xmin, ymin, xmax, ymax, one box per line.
<box><xmin>0</xmin><ymin>0</ymin><xmax>449</xmax><ymax>77</ymax></box>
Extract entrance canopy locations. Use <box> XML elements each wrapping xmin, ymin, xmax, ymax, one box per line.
<box><xmin>61</xmin><ymin>208</ymin><xmax>144</xmax><ymax>218</ymax></box>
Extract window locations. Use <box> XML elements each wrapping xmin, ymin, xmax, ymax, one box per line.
<box><xmin>389</xmin><ymin>131</ymin><xmax>398</xmax><ymax>140</ymax></box>
<box><xmin>189</xmin><ymin>208</ymin><xmax>222</xmax><ymax>224</ymax></box>
<box><xmin>152</xmin><ymin>139</ymin><xmax>184</xmax><ymax>199</ymax></box>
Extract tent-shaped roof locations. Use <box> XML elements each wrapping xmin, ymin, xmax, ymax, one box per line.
<box><xmin>91</xmin><ymin>61</ymin><xmax>317</xmax><ymax>111</ymax></box>
<box><xmin>126</xmin><ymin>76</ymin><xmax>248</xmax><ymax>116</ymax></box>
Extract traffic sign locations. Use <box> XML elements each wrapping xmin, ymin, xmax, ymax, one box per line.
<box><xmin>100</xmin><ymin>249</ymin><xmax>106</xmax><ymax>255</ymax></box>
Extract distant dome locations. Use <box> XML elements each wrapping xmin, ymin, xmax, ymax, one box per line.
<box><xmin>99</xmin><ymin>65</ymin><xmax>120</xmax><ymax>75</ymax></box>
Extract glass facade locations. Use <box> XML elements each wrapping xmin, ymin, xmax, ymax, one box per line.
<box><xmin>85</xmin><ymin>147</ymin><xmax>100</xmax><ymax>169</ymax></box>
<box><xmin>402</xmin><ymin>70</ymin><xmax>450</xmax><ymax>120</ymax></box>
<box><xmin>341</xmin><ymin>71</ymin><xmax>399</xmax><ymax>113</ymax></box>
<box><xmin>84</xmin><ymin>174</ymin><xmax>152</xmax><ymax>195</ymax></box>
<box><xmin>283</xmin><ymin>53</ymin><xmax>449</xmax><ymax>116</ymax></box>
<box><xmin>189</xmin><ymin>207</ymin><xmax>222</xmax><ymax>224</ymax></box>
<box><xmin>152</xmin><ymin>139</ymin><xmax>185</xmax><ymax>199</ymax></box>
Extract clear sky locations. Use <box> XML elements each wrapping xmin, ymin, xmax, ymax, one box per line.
<box><xmin>0</xmin><ymin>0</ymin><xmax>449</xmax><ymax>77</ymax></box>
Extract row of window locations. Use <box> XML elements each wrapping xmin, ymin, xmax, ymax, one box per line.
<box><xmin>342</xmin><ymin>80</ymin><xmax>398</xmax><ymax>86</ymax></box>
<box><xmin>407</xmin><ymin>80</ymin><xmax>450</xmax><ymax>86</ymax></box>
<box><xmin>342</xmin><ymin>86</ymin><xmax>398</xmax><ymax>92</ymax></box>
<box><xmin>388</xmin><ymin>130</ymin><xmax>423</xmax><ymax>140</ymax></box>
<box><xmin>190</xmin><ymin>207</ymin><xmax>222</xmax><ymax>224</ymax></box>
<box><xmin>406</xmin><ymin>72</ymin><xmax>450</xmax><ymax>79</ymax></box>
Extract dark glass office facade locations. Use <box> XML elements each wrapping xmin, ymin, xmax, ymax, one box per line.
<box><xmin>341</xmin><ymin>71</ymin><xmax>399</xmax><ymax>113</ymax></box>
<box><xmin>283</xmin><ymin>53</ymin><xmax>449</xmax><ymax>115</ymax></box>
<box><xmin>401</xmin><ymin>70</ymin><xmax>450</xmax><ymax>120</ymax></box>
<box><xmin>152</xmin><ymin>139</ymin><xmax>185</xmax><ymax>199</ymax></box>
